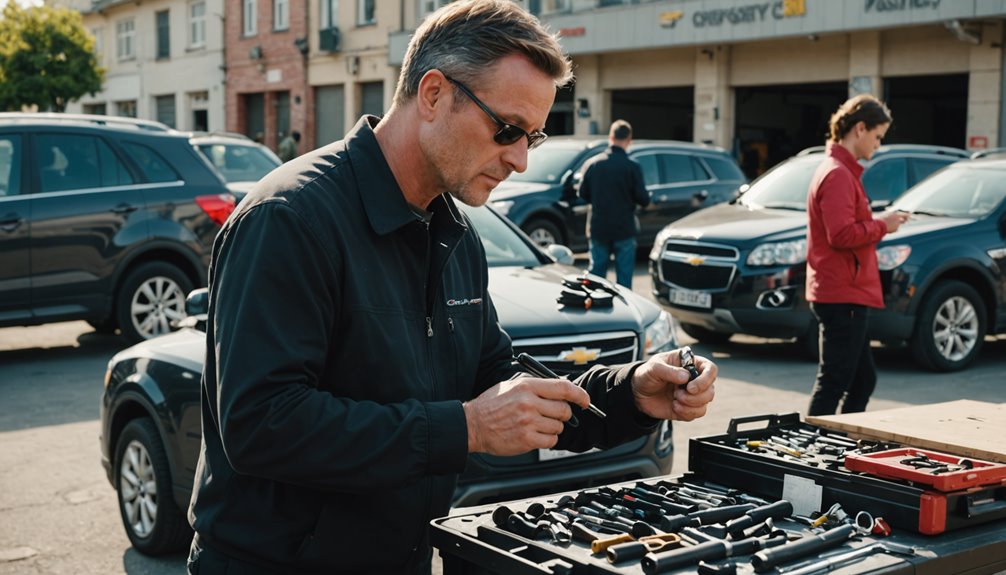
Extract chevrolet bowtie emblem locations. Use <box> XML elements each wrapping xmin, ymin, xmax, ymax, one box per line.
<box><xmin>560</xmin><ymin>347</ymin><xmax>601</xmax><ymax>365</ymax></box>
<box><xmin>686</xmin><ymin>255</ymin><xmax>706</xmax><ymax>266</ymax></box>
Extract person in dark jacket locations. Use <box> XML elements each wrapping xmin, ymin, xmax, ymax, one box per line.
<box><xmin>185</xmin><ymin>2</ymin><xmax>718</xmax><ymax>574</ymax></box>
<box><xmin>805</xmin><ymin>94</ymin><xmax>908</xmax><ymax>416</ymax></box>
<box><xmin>578</xmin><ymin>119</ymin><xmax>650</xmax><ymax>288</ymax></box>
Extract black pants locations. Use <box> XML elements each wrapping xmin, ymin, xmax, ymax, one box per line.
<box><xmin>187</xmin><ymin>534</ymin><xmax>281</xmax><ymax>575</ymax></box>
<box><xmin>808</xmin><ymin>302</ymin><xmax>877</xmax><ymax>416</ymax></box>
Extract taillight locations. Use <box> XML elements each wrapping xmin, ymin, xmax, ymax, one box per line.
<box><xmin>195</xmin><ymin>193</ymin><xmax>236</xmax><ymax>226</ymax></box>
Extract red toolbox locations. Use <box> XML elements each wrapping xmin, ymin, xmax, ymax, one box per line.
<box><xmin>843</xmin><ymin>448</ymin><xmax>1006</xmax><ymax>492</ymax></box>
<box><xmin>688</xmin><ymin>413</ymin><xmax>1006</xmax><ymax>535</ymax></box>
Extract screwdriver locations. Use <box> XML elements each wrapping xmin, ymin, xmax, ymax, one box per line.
<box><xmin>515</xmin><ymin>352</ymin><xmax>607</xmax><ymax>427</ymax></box>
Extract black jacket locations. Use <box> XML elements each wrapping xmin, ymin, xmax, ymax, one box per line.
<box><xmin>188</xmin><ymin>116</ymin><xmax>659</xmax><ymax>574</ymax></box>
<box><xmin>578</xmin><ymin>145</ymin><xmax>650</xmax><ymax>242</ymax></box>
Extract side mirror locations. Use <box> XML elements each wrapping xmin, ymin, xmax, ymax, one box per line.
<box><xmin>544</xmin><ymin>244</ymin><xmax>576</xmax><ymax>266</ymax></box>
<box><xmin>737</xmin><ymin>183</ymin><xmax>750</xmax><ymax>195</ymax></box>
<box><xmin>185</xmin><ymin>288</ymin><xmax>209</xmax><ymax>317</ymax></box>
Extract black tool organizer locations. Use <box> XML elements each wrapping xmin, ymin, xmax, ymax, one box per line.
<box><xmin>688</xmin><ymin>413</ymin><xmax>1006</xmax><ymax>535</ymax></box>
<box><xmin>431</xmin><ymin>413</ymin><xmax>1006</xmax><ymax>575</ymax></box>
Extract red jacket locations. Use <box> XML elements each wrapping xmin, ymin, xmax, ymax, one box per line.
<box><xmin>805</xmin><ymin>144</ymin><xmax>889</xmax><ymax>308</ymax></box>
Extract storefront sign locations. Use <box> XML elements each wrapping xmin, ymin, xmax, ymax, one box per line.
<box><xmin>865</xmin><ymin>0</ymin><xmax>941</xmax><ymax>12</ymax></box>
<box><xmin>559</xmin><ymin>26</ymin><xmax>585</xmax><ymax>37</ymax></box>
<box><xmin>969</xmin><ymin>135</ymin><xmax>988</xmax><ymax>149</ymax></box>
<box><xmin>693</xmin><ymin>0</ymin><xmax>805</xmax><ymax>28</ymax></box>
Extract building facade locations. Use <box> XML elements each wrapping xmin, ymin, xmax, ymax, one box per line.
<box><xmin>67</xmin><ymin>0</ymin><xmax>227</xmax><ymax>133</ymax></box>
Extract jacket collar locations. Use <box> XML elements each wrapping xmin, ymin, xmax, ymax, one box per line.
<box><xmin>346</xmin><ymin>115</ymin><xmax>467</xmax><ymax>238</ymax></box>
<box><xmin>608</xmin><ymin>144</ymin><xmax>628</xmax><ymax>155</ymax></box>
<box><xmin>827</xmin><ymin>142</ymin><xmax>864</xmax><ymax>179</ymax></box>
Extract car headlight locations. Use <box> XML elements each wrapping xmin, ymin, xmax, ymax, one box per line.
<box><xmin>746</xmin><ymin>238</ymin><xmax>807</xmax><ymax>266</ymax></box>
<box><xmin>645</xmin><ymin>311</ymin><xmax>677</xmax><ymax>356</ymax></box>
<box><xmin>649</xmin><ymin>227</ymin><xmax>674</xmax><ymax>260</ymax></box>
<box><xmin>877</xmin><ymin>245</ymin><xmax>911</xmax><ymax>270</ymax></box>
<box><xmin>490</xmin><ymin>200</ymin><xmax>514</xmax><ymax>216</ymax></box>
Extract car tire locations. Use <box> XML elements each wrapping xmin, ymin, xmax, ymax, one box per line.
<box><xmin>680</xmin><ymin>323</ymin><xmax>733</xmax><ymax>345</ymax></box>
<box><xmin>114</xmin><ymin>418</ymin><xmax>192</xmax><ymax>555</ymax></box>
<box><xmin>522</xmin><ymin>218</ymin><xmax>564</xmax><ymax>247</ymax></box>
<box><xmin>87</xmin><ymin>317</ymin><xmax>118</xmax><ymax>334</ymax></box>
<box><xmin>116</xmin><ymin>262</ymin><xmax>193</xmax><ymax>344</ymax></box>
<box><xmin>910</xmin><ymin>280</ymin><xmax>987</xmax><ymax>372</ymax></box>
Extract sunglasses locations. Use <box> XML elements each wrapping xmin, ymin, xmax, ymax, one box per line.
<box><xmin>443</xmin><ymin>74</ymin><xmax>548</xmax><ymax>150</ymax></box>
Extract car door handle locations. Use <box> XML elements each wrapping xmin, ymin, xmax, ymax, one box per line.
<box><xmin>0</xmin><ymin>213</ymin><xmax>25</xmax><ymax>232</ymax></box>
<box><xmin>110</xmin><ymin>204</ymin><xmax>139</xmax><ymax>215</ymax></box>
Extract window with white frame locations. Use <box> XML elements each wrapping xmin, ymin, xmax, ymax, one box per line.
<box><xmin>356</xmin><ymin>0</ymin><xmax>374</xmax><ymax>25</ymax></box>
<box><xmin>274</xmin><ymin>0</ymin><xmax>289</xmax><ymax>30</ymax></box>
<box><xmin>116</xmin><ymin>19</ymin><xmax>135</xmax><ymax>61</ymax></box>
<box><xmin>243</xmin><ymin>0</ymin><xmax>257</xmax><ymax>36</ymax></box>
<box><xmin>320</xmin><ymin>0</ymin><xmax>338</xmax><ymax>29</ymax></box>
<box><xmin>189</xmin><ymin>1</ymin><xmax>206</xmax><ymax>48</ymax></box>
<box><xmin>90</xmin><ymin>27</ymin><xmax>104</xmax><ymax>62</ymax></box>
<box><xmin>419</xmin><ymin>0</ymin><xmax>450</xmax><ymax>19</ymax></box>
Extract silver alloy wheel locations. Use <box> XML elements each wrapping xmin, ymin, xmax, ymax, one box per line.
<box><xmin>119</xmin><ymin>439</ymin><xmax>158</xmax><ymax>538</ymax></box>
<box><xmin>129</xmin><ymin>275</ymin><xmax>187</xmax><ymax>340</ymax></box>
<box><xmin>931</xmin><ymin>295</ymin><xmax>979</xmax><ymax>362</ymax></box>
<box><xmin>527</xmin><ymin>227</ymin><xmax>557</xmax><ymax>247</ymax></box>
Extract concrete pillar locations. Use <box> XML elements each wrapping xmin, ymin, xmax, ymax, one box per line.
<box><xmin>968</xmin><ymin>20</ymin><xmax>1003</xmax><ymax>151</ymax></box>
<box><xmin>571</xmin><ymin>54</ymin><xmax>602</xmax><ymax>136</ymax></box>
<box><xmin>848</xmin><ymin>30</ymin><xmax>882</xmax><ymax>100</ymax></box>
<box><xmin>693</xmin><ymin>44</ymin><xmax>732</xmax><ymax>149</ymax></box>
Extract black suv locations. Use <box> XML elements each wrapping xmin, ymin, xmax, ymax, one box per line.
<box><xmin>100</xmin><ymin>202</ymin><xmax>679</xmax><ymax>554</ymax></box>
<box><xmin>648</xmin><ymin>145</ymin><xmax>999</xmax><ymax>370</ymax></box>
<box><xmin>490</xmin><ymin>137</ymin><xmax>747</xmax><ymax>250</ymax></box>
<box><xmin>0</xmin><ymin>113</ymin><xmax>234</xmax><ymax>342</ymax></box>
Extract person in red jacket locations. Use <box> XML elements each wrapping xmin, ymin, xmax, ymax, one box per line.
<box><xmin>805</xmin><ymin>94</ymin><xmax>909</xmax><ymax>416</ymax></box>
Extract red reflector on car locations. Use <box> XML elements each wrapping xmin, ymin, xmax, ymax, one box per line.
<box><xmin>195</xmin><ymin>194</ymin><xmax>236</xmax><ymax>226</ymax></box>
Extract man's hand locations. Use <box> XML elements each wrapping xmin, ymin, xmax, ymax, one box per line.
<box><xmin>463</xmin><ymin>378</ymin><xmax>590</xmax><ymax>456</ymax></box>
<box><xmin>631</xmin><ymin>349</ymin><xmax>717</xmax><ymax>421</ymax></box>
<box><xmin>879</xmin><ymin>209</ymin><xmax>910</xmax><ymax>233</ymax></box>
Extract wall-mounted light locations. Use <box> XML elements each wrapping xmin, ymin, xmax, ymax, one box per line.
<box><xmin>576</xmin><ymin>98</ymin><xmax>590</xmax><ymax>118</ymax></box>
<box><xmin>945</xmin><ymin>20</ymin><xmax>981</xmax><ymax>45</ymax></box>
<box><xmin>249</xmin><ymin>45</ymin><xmax>263</xmax><ymax>60</ymax></box>
<box><xmin>346</xmin><ymin>55</ymin><xmax>360</xmax><ymax>75</ymax></box>
<box><xmin>700</xmin><ymin>48</ymin><xmax>714</xmax><ymax>61</ymax></box>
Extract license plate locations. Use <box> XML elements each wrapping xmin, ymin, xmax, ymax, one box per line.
<box><xmin>669</xmin><ymin>288</ymin><xmax>712</xmax><ymax>309</ymax></box>
<box><xmin>539</xmin><ymin>448</ymin><xmax>599</xmax><ymax>462</ymax></box>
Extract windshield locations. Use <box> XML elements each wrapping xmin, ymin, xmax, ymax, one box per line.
<box><xmin>197</xmin><ymin>143</ymin><xmax>280</xmax><ymax>183</ymax></box>
<box><xmin>457</xmin><ymin>203</ymin><xmax>542</xmax><ymax>267</ymax></box>
<box><xmin>892</xmin><ymin>165</ymin><xmax>1006</xmax><ymax>218</ymax></box>
<box><xmin>738</xmin><ymin>157</ymin><xmax>820</xmax><ymax>210</ymax></box>
<box><xmin>506</xmin><ymin>145</ymin><xmax>583</xmax><ymax>183</ymax></box>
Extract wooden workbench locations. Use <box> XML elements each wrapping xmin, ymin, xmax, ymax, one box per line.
<box><xmin>806</xmin><ymin>399</ymin><xmax>1006</xmax><ymax>463</ymax></box>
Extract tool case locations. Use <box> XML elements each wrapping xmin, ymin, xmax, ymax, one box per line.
<box><xmin>688</xmin><ymin>413</ymin><xmax>1006</xmax><ymax>535</ymax></box>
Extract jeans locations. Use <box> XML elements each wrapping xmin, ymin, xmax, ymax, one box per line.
<box><xmin>588</xmin><ymin>237</ymin><xmax>636</xmax><ymax>288</ymax></box>
<box><xmin>808</xmin><ymin>302</ymin><xmax>877</xmax><ymax>416</ymax></box>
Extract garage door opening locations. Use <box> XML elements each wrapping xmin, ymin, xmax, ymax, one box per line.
<box><xmin>610</xmin><ymin>87</ymin><xmax>693</xmax><ymax>141</ymax></box>
<box><xmin>882</xmin><ymin>74</ymin><xmax>967</xmax><ymax>149</ymax></box>
<box><xmin>734</xmin><ymin>82</ymin><xmax>847</xmax><ymax>178</ymax></box>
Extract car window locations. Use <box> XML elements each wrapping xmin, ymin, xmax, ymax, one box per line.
<box><xmin>121</xmin><ymin>142</ymin><xmax>179</xmax><ymax>183</ymax></box>
<box><xmin>893</xmin><ymin>166</ymin><xmax>1006</xmax><ymax>218</ymax></box>
<box><xmin>634</xmin><ymin>154</ymin><xmax>660</xmax><ymax>187</ymax></box>
<box><xmin>0</xmin><ymin>135</ymin><xmax>20</xmax><ymax>197</ymax></box>
<box><xmin>36</xmin><ymin>134</ymin><xmax>131</xmax><ymax>192</ymax></box>
<box><xmin>507</xmin><ymin>145</ymin><xmax>583</xmax><ymax>183</ymax></box>
<box><xmin>196</xmin><ymin>143</ymin><xmax>280</xmax><ymax>183</ymax></box>
<box><xmin>910</xmin><ymin>158</ymin><xmax>951</xmax><ymax>184</ymax></box>
<box><xmin>862</xmin><ymin>158</ymin><xmax>907</xmax><ymax>204</ymax></box>
<box><xmin>458</xmin><ymin>203</ymin><xmax>541</xmax><ymax>267</ymax></box>
<box><xmin>656</xmin><ymin>153</ymin><xmax>703</xmax><ymax>184</ymax></box>
<box><xmin>737</xmin><ymin>157</ymin><xmax>819</xmax><ymax>210</ymax></box>
<box><xmin>702</xmin><ymin>155</ymin><xmax>745</xmax><ymax>182</ymax></box>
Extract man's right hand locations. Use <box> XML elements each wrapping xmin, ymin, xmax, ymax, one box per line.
<box><xmin>462</xmin><ymin>377</ymin><xmax>591</xmax><ymax>456</ymax></box>
<box><xmin>879</xmin><ymin>209</ymin><xmax>910</xmax><ymax>233</ymax></box>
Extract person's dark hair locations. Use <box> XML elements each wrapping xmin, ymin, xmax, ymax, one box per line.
<box><xmin>828</xmin><ymin>94</ymin><xmax>892</xmax><ymax>143</ymax></box>
<box><xmin>610</xmin><ymin>119</ymin><xmax>632</xmax><ymax>141</ymax></box>
<box><xmin>292</xmin><ymin>131</ymin><xmax>301</xmax><ymax>142</ymax></box>
<box><xmin>393</xmin><ymin>0</ymin><xmax>573</xmax><ymax>108</ymax></box>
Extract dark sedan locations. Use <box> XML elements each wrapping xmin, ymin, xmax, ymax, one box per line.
<box><xmin>100</xmin><ymin>202</ymin><xmax>679</xmax><ymax>555</ymax></box>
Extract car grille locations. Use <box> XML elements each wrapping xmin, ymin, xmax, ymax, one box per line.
<box><xmin>512</xmin><ymin>331</ymin><xmax>639</xmax><ymax>378</ymax></box>
<box><xmin>657</xmin><ymin>240</ymin><xmax>738</xmax><ymax>292</ymax></box>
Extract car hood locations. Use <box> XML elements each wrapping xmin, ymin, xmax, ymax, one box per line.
<box><xmin>490</xmin><ymin>180</ymin><xmax>556</xmax><ymax>200</ymax></box>
<box><xmin>224</xmin><ymin>181</ymin><xmax>258</xmax><ymax>195</ymax></box>
<box><xmin>662</xmin><ymin>202</ymin><xmax>808</xmax><ymax>245</ymax></box>
<box><xmin>880</xmin><ymin>214</ymin><xmax>976</xmax><ymax>243</ymax></box>
<box><xmin>111</xmin><ymin>328</ymin><xmax>205</xmax><ymax>371</ymax></box>
<box><xmin>488</xmin><ymin>263</ymin><xmax>653</xmax><ymax>339</ymax></box>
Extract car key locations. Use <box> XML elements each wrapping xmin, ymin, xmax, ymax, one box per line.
<box><xmin>515</xmin><ymin>353</ymin><xmax>607</xmax><ymax>427</ymax></box>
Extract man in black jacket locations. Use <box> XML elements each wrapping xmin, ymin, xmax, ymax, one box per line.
<box><xmin>186</xmin><ymin>2</ymin><xmax>717</xmax><ymax>574</ymax></box>
<box><xmin>579</xmin><ymin>119</ymin><xmax>650</xmax><ymax>288</ymax></box>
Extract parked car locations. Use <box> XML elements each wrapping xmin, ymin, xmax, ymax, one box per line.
<box><xmin>650</xmin><ymin>146</ymin><xmax>1003</xmax><ymax>372</ymax></box>
<box><xmin>190</xmin><ymin>132</ymin><xmax>281</xmax><ymax>195</ymax></box>
<box><xmin>489</xmin><ymin>136</ymin><xmax>747</xmax><ymax>250</ymax></box>
<box><xmin>0</xmin><ymin>112</ymin><xmax>236</xmax><ymax>343</ymax></box>
<box><xmin>100</xmin><ymin>202</ymin><xmax>679</xmax><ymax>555</ymax></box>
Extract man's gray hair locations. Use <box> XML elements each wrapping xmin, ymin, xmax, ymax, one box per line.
<box><xmin>393</xmin><ymin>0</ymin><xmax>574</xmax><ymax>107</ymax></box>
<box><xmin>610</xmin><ymin>119</ymin><xmax>632</xmax><ymax>141</ymax></box>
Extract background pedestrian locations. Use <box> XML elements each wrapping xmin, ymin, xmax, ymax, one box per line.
<box><xmin>278</xmin><ymin>130</ymin><xmax>300</xmax><ymax>162</ymax></box>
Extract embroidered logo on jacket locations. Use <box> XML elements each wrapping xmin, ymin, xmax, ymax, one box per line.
<box><xmin>446</xmin><ymin>297</ymin><xmax>483</xmax><ymax>307</ymax></box>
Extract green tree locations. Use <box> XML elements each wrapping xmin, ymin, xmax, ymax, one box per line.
<box><xmin>0</xmin><ymin>0</ymin><xmax>104</xmax><ymax>112</ymax></box>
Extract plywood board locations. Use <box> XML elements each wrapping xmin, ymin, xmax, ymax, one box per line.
<box><xmin>806</xmin><ymin>400</ymin><xmax>1006</xmax><ymax>463</ymax></box>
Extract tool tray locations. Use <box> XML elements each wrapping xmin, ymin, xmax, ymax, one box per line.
<box><xmin>843</xmin><ymin>448</ymin><xmax>1006</xmax><ymax>492</ymax></box>
<box><xmin>688</xmin><ymin>413</ymin><xmax>1006</xmax><ymax>535</ymax></box>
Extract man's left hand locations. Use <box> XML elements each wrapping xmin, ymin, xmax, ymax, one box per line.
<box><xmin>631</xmin><ymin>349</ymin><xmax>717</xmax><ymax>421</ymax></box>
